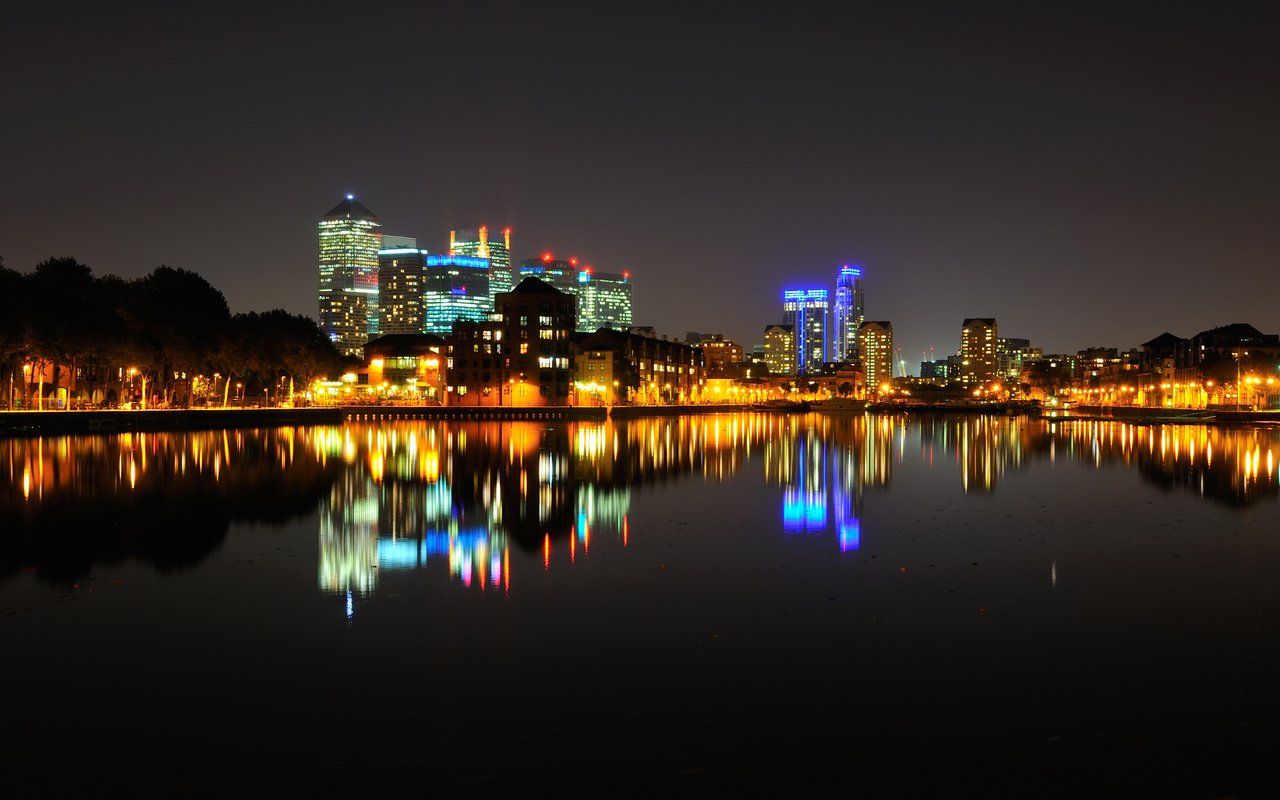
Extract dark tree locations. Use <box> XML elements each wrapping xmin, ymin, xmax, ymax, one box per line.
<box><xmin>125</xmin><ymin>266</ymin><xmax>231</xmax><ymax>406</ymax></box>
<box><xmin>0</xmin><ymin>261</ymin><xmax>29</xmax><ymax>408</ymax></box>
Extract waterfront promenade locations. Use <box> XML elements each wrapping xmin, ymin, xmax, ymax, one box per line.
<box><xmin>4</xmin><ymin>401</ymin><xmax>1277</xmax><ymax>437</ymax></box>
<box><xmin>0</xmin><ymin>403</ymin><xmax>753</xmax><ymax>437</ymax></box>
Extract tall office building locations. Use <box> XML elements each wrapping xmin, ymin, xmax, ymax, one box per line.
<box><xmin>318</xmin><ymin>195</ymin><xmax>382</xmax><ymax>356</ymax></box>
<box><xmin>423</xmin><ymin>255</ymin><xmax>492</xmax><ymax>335</ymax></box>
<box><xmin>763</xmin><ymin>325</ymin><xmax>796</xmax><ymax>376</ymax></box>
<box><xmin>377</xmin><ymin>239</ymin><xmax>428</xmax><ymax>335</ymax></box>
<box><xmin>996</xmin><ymin>337</ymin><xmax>1034</xmax><ymax>380</ymax></box>
<box><xmin>833</xmin><ymin>265</ymin><xmax>865</xmax><ymax>362</ymax></box>
<box><xmin>517</xmin><ymin>254</ymin><xmax>579</xmax><ymax>294</ymax></box>
<box><xmin>450</xmin><ymin>226</ymin><xmax>512</xmax><ymax>303</ymax></box>
<box><xmin>959</xmin><ymin>318</ymin><xmax>999</xmax><ymax>386</ymax></box>
<box><xmin>782</xmin><ymin>289</ymin><xmax>829</xmax><ymax>376</ymax></box>
<box><xmin>576</xmin><ymin>268</ymin><xmax>633</xmax><ymax>333</ymax></box>
<box><xmin>858</xmin><ymin>321</ymin><xmax>894</xmax><ymax>391</ymax></box>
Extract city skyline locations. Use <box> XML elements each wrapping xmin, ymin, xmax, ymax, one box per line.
<box><xmin>3</xmin><ymin>3</ymin><xmax>1278</xmax><ymax>365</ymax></box>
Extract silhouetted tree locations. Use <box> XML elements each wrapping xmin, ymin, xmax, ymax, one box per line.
<box><xmin>125</xmin><ymin>266</ymin><xmax>231</xmax><ymax>406</ymax></box>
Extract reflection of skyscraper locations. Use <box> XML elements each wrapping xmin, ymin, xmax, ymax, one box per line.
<box><xmin>833</xmin><ymin>266</ymin><xmax>865</xmax><ymax>362</ymax></box>
<box><xmin>783</xmin><ymin>289</ymin><xmax>829</xmax><ymax>376</ymax></box>
<box><xmin>770</xmin><ymin>421</ymin><xmax>866</xmax><ymax>552</ymax></box>
<box><xmin>318</xmin><ymin>195</ymin><xmax>382</xmax><ymax>356</ymax></box>
<box><xmin>450</xmin><ymin>226</ymin><xmax>512</xmax><ymax>304</ymax></box>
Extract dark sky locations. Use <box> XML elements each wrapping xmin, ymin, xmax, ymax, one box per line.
<box><xmin>4</xmin><ymin>1</ymin><xmax>1278</xmax><ymax>367</ymax></box>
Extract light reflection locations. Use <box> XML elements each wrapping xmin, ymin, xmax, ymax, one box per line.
<box><xmin>4</xmin><ymin>415</ymin><xmax>1278</xmax><ymax>605</ymax></box>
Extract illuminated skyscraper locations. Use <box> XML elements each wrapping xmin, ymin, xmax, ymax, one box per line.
<box><xmin>575</xmin><ymin>268</ymin><xmax>632</xmax><ymax>333</ymax></box>
<box><xmin>450</xmin><ymin>226</ymin><xmax>512</xmax><ymax>303</ymax></box>
<box><xmin>782</xmin><ymin>289</ymin><xmax>829</xmax><ymax>375</ymax></box>
<box><xmin>857</xmin><ymin>321</ymin><xmax>894</xmax><ymax>390</ymax></box>
<box><xmin>517</xmin><ymin>254</ymin><xmax>579</xmax><ymax>294</ymax></box>
<box><xmin>423</xmin><ymin>255</ymin><xmax>492</xmax><ymax>335</ymax></box>
<box><xmin>318</xmin><ymin>195</ymin><xmax>382</xmax><ymax>355</ymax></box>
<box><xmin>377</xmin><ymin>240</ymin><xmax>429</xmax><ymax>335</ymax></box>
<box><xmin>959</xmin><ymin>318</ymin><xmax>999</xmax><ymax>385</ymax></box>
<box><xmin>763</xmin><ymin>325</ymin><xmax>796</xmax><ymax>376</ymax></box>
<box><xmin>833</xmin><ymin>265</ymin><xmax>865</xmax><ymax>362</ymax></box>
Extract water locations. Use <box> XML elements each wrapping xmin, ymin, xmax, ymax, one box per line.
<box><xmin>2</xmin><ymin>414</ymin><xmax>1278</xmax><ymax>793</ymax></box>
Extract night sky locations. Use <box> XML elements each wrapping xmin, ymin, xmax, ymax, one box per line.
<box><xmin>4</xmin><ymin>1</ymin><xmax>1278</xmax><ymax>368</ymax></box>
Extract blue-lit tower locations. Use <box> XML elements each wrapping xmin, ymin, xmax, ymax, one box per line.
<box><xmin>423</xmin><ymin>255</ymin><xmax>492</xmax><ymax>335</ymax></box>
<box><xmin>833</xmin><ymin>265</ymin><xmax>864</xmax><ymax>362</ymax></box>
<box><xmin>782</xmin><ymin>289</ymin><xmax>829</xmax><ymax>375</ymax></box>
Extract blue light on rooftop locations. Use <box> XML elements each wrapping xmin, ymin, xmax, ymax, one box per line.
<box><xmin>426</xmin><ymin>255</ymin><xmax>488</xmax><ymax>268</ymax></box>
<box><xmin>783</xmin><ymin>288</ymin><xmax>829</xmax><ymax>301</ymax></box>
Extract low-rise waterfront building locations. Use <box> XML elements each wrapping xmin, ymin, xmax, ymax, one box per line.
<box><xmin>364</xmin><ymin>333</ymin><xmax>447</xmax><ymax>402</ymax></box>
<box><xmin>574</xmin><ymin>328</ymin><xmax>705</xmax><ymax>405</ymax></box>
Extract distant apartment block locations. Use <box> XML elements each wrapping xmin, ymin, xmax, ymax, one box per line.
<box><xmin>763</xmin><ymin>324</ymin><xmax>796</xmax><ymax>376</ymax></box>
<box><xmin>959</xmin><ymin>318</ymin><xmax>998</xmax><ymax>386</ymax></box>
<box><xmin>858</xmin><ymin>321</ymin><xmax>894</xmax><ymax>390</ymax></box>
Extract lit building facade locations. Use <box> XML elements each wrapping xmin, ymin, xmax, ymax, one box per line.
<box><xmin>763</xmin><ymin>324</ymin><xmax>796</xmax><ymax>376</ymax></box>
<box><xmin>960</xmin><ymin>318</ymin><xmax>999</xmax><ymax>386</ymax></box>
<box><xmin>422</xmin><ymin>256</ymin><xmax>492</xmax><ymax>336</ymax></box>
<box><xmin>444</xmin><ymin>277</ymin><xmax>576</xmax><ymax>406</ymax></box>
<box><xmin>858</xmin><ymin>321</ymin><xmax>894</xmax><ymax>391</ymax></box>
<box><xmin>445</xmin><ymin>319</ymin><xmax>507</xmax><ymax>404</ymax></box>
<box><xmin>517</xmin><ymin>255</ymin><xmax>580</xmax><ymax>294</ymax></box>
<box><xmin>318</xmin><ymin>195</ymin><xmax>382</xmax><ymax>356</ymax></box>
<box><xmin>833</xmin><ymin>265</ymin><xmax>865</xmax><ymax>363</ymax></box>
<box><xmin>783</xmin><ymin>289</ymin><xmax>829</xmax><ymax>376</ymax></box>
<box><xmin>576</xmin><ymin>328</ymin><xmax>705</xmax><ymax>405</ymax></box>
<box><xmin>699</xmin><ymin>335</ymin><xmax>744</xmax><ymax>377</ymax></box>
<box><xmin>996</xmin><ymin>337</ymin><xmax>1035</xmax><ymax>381</ymax></box>
<box><xmin>499</xmin><ymin>278</ymin><xmax>576</xmax><ymax>405</ymax></box>
<box><xmin>363</xmin><ymin>333</ymin><xmax>446</xmax><ymax>401</ymax></box>
<box><xmin>576</xmin><ymin>269</ymin><xmax>633</xmax><ymax>333</ymax></box>
<box><xmin>450</xmin><ymin>226</ymin><xmax>513</xmax><ymax>304</ymax></box>
<box><xmin>377</xmin><ymin>244</ymin><xmax>428</xmax><ymax>335</ymax></box>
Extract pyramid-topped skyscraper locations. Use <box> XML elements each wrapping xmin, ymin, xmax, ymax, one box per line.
<box><xmin>318</xmin><ymin>195</ymin><xmax>382</xmax><ymax>356</ymax></box>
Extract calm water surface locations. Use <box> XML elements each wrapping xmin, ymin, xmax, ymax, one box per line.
<box><xmin>3</xmin><ymin>414</ymin><xmax>1279</xmax><ymax>794</ymax></box>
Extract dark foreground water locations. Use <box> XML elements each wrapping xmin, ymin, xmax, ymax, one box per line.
<box><xmin>2</xmin><ymin>414</ymin><xmax>1279</xmax><ymax>795</ymax></box>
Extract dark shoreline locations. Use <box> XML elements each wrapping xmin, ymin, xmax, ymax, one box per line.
<box><xmin>5</xmin><ymin>401</ymin><xmax>1278</xmax><ymax>437</ymax></box>
<box><xmin>0</xmin><ymin>403</ymin><xmax>745</xmax><ymax>437</ymax></box>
